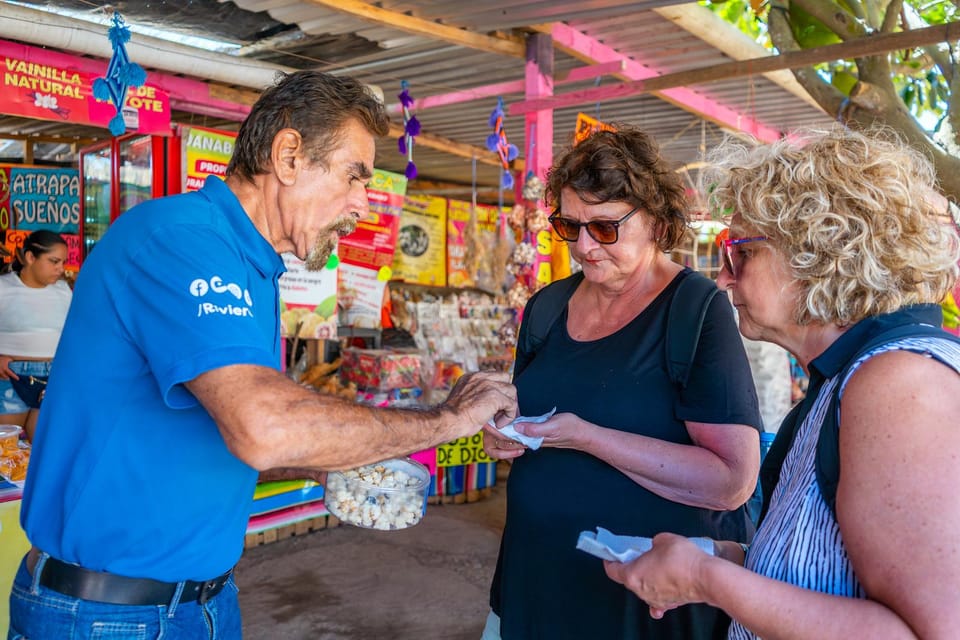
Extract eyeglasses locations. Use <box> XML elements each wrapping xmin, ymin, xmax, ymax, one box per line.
<box><xmin>548</xmin><ymin>206</ymin><xmax>640</xmax><ymax>245</ymax></box>
<box><xmin>716</xmin><ymin>228</ymin><xmax>767</xmax><ymax>278</ymax></box>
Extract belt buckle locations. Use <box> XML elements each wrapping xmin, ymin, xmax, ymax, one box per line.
<box><xmin>196</xmin><ymin>572</ymin><xmax>229</xmax><ymax>605</ymax></box>
<box><xmin>197</xmin><ymin>579</ymin><xmax>216</xmax><ymax>605</ymax></box>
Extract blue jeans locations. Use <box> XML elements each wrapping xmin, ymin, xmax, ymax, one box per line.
<box><xmin>0</xmin><ymin>361</ymin><xmax>52</xmax><ymax>415</ymax></box>
<box><xmin>7</xmin><ymin>553</ymin><xmax>243</xmax><ymax>639</ymax></box>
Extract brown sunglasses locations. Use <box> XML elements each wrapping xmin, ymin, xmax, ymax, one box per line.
<box><xmin>548</xmin><ymin>206</ymin><xmax>640</xmax><ymax>244</ymax></box>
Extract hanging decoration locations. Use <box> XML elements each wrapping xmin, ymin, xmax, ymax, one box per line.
<box><xmin>485</xmin><ymin>97</ymin><xmax>519</xmax><ymax>190</ymax></box>
<box><xmin>397</xmin><ymin>80</ymin><xmax>420</xmax><ymax>180</ymax></box>
<box><xmin>499</xmin><ymin>118</ymin><xmax>556</xmax><ymax>314</ymax></box>
<box><xmin>92</xmin><ymin>12</ymin><xmax>146</xmax><ymax>136</ymax></box>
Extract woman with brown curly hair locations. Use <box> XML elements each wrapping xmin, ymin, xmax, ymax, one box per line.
<box><xmin>605</xmin><ymin>126</ymin><xmax>960</xmax><ymax>639</ymax></box>
<box><xmin>481</xmin><ymin>125</ymin><xmax>762</xmax><ymax>639</ymax></box>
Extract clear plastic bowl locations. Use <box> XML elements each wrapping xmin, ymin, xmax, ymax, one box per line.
<box><xmin>325</xmin><ymin>457</ymin><xmax>430</xmax><ymax>530</ymax></box>
<box><xmin>0</xmin><ymin>425</ymin><xmax>22</xmax><ymax>454</ymax></box>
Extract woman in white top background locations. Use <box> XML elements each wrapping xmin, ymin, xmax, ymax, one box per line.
<box><xmin>0</xmin><ymin>230</ymin><xmax>72</xmax><ymax>441</ymax></box>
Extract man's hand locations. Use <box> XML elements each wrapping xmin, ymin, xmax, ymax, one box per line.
<box><xmin>442</xmin><ymin>371</ymin><xmax>518</xmax><ymax>441</ymax></box>
<box><xmin>481</xmin><ymin>420</ymin><xmax>526</xmax><ymax>460</ymax></box>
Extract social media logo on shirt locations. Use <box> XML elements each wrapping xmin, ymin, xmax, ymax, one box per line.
<box><xmin>190</xmin><ymin>275</ymin><xmax>254</xmax><ymax>318</ymax></box>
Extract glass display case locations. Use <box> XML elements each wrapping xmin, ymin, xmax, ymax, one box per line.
<box><xmin>78</xmin><ymin>134</ymin><xmax>180</xmax><ymax>261</ymax></box>
<box><xmin>118</xmin><ymin>136</ymin><xmax>154</xmax><ymax>215</ymax></box>
<box><xmin>80</xmin><ymin>145</ymin><xmax>112</xmax><ymax>258</ymax></box>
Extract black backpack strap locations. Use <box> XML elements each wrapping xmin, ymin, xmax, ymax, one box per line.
<box><xmin>524</xmin><ymin>271</ymin><xmax>584</xmax><ymax>352</ymax></box>
<box><xmin>759</xmin><ymin>322</ymin><xmax>958</xmax><ymax>525</ymax></box>
<box><xmin>815</xmin><ymin>323</ymin><xmax>958</xmax><ymax>518</ymax></box>
<box><xmin>515</xmin><ymin>272</ymin><xmax>585</xmax><ymax>378</ymax></box>
<box><xmin>758</xmin><ymin>399</ymin><xmax>807</xmax><ymax>523</ymax></box>
<box><xmin>665</xmin><ymin>271</ymin><xmax>721</xmax><ymax>389</ymax></box>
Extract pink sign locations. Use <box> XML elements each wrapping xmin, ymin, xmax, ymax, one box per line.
<box><xmin>0</xmin><ymin>40</ymin><xmax>171</xmax><ymax>135</ymax></box>
<box><xmin>410</xmin><ymin>449</ymin><xmax>438</xmax><ymax>477</ymax></box>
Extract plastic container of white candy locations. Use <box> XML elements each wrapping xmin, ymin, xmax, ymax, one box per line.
<box><xmin>325</xmin><ymin>457</ymin><xmax>430</xmax><ymax>530</ymax></box>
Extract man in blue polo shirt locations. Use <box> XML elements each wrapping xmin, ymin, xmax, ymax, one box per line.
<box><xmin>10</xmin><ymin>71</ymin><xmax>518</xmax><ymax>639</ymax></box>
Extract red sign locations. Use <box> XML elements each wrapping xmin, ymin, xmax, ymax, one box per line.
<box><xmin>63</xmin><ymin>233</ymin><xmax>80</xmax><ymax>273</ymax></box>
<box><xmin>0</xmin><ymin>41</ymin><xmax>171</xmax><ymax>135</ymax></box>
<box><xmin>0</xmin><ymin>166</ymin><xmax>10</xmax><ymax>231</ymax></box>
<box><xmin>338</xmin><ymin>209</ymin><xmax>401</xmax><ymax>269</ymax></box>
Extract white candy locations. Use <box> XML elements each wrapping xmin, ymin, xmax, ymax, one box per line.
<box><xmin>325</xmin><ymin>460</ymin><xmax>427</xmax><ymax>530</ymax></box>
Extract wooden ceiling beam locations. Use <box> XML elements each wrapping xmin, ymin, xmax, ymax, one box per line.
<box><xmin>385</xmin><ymin>60</ymin><xmax>626</xmax><ymax>115</ymax></box>
<box><xmin>306</xmin><ymin>0</ymin><xmax>526</xmax><ymax>58</ymax></box>
<box><xmin>527</xmin><ymin>22</ymin><xmax>782</xmax><ymax>141</ymax></box>
<box><xmin>388</xmin><ymin>123</ymin><xmax>525</xmax><ymax>173</ymax></box>
<box><xmin>0</xmin><ymin>133</ymin><xmax>98</xmax><ymax>145</ymax></box>
<box><xmin>516</xmin><ymin>21</ymin><xmax>960</xmax><ymax>116</ymax></box>
<box><xmin>407</xmin><ymin>179</ymin><xmax>515</xmax><ymax>202</ymax></box>
<box><xmin>653</xmin><ymin>4</ymin><xmax>821</xmax><ymax>111</ymax></box>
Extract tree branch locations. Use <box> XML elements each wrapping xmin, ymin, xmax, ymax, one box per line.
<box><xmin>900</xmin><ymin>4</ymin><xmax>954</xmax><ymax>78</ymax></box>
<box><xmin>862</xmin><ymin>0</ymin><xmax>881</xmax><ymax>28</ymax></box>
<box><xmin>792</xmin><ymin>0</ymin><xmax>868</xmax><ymax>39</ymax></box>
<box><xmin>769</xmin><ymin>4</ymin><xmax>848</xmax><ymax>115</ymax></box>
<box><xmin>879</xmin><ymin>0</ymin><xmax>903</xmax><ymax>33</ymax></box>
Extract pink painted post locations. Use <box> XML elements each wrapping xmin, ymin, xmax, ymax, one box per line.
<box><xmin>524</xmin><ymin>33</ymin><xmax>555</xmax><ymax>288</ymax></box>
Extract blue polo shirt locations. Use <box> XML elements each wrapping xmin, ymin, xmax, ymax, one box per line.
<box><xmin>21</xmin><ymin>177</ymin><xmax>286</xmax><ymax>582</ymax></box>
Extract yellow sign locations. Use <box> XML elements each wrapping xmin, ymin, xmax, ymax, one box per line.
<box><xmin>436</xmin><ymin>433</ymin><xmax>493</xmax><ymax>467</ymax></box>
<box><xmin>181</xmin><ymin>125</ymin><xmax>236</xmax><ymax>192</ymax></box>
<box><xmin>573</xmin><ymin>112</ymin><xmax>616</xmax><ymax>146</ymax></box>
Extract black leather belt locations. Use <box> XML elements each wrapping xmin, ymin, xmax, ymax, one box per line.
<box><xmin>28</xmin><ymin>548</ymin><xmax>232</xmax><ymax>606</ymax></box>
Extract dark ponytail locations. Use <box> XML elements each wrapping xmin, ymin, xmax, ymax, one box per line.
<box><xmin>12</xmin><ymin>230</ymin><xmax>67</xmax><ymax>273</ymax></box>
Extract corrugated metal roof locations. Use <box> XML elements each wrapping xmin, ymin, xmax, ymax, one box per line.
<box><xmin>0</xmin><ymin>0</ymin><xmax>835</xmax><ymax>200</ymax></box>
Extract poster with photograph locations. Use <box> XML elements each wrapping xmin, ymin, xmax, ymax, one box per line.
<box><xmin>278</xmin><ymin>253</ymin><xmax>339</xmax><ymax>340</ymax></box>
<box><xmin>392</xmin><ymin>194</ymin><xmax>446</xmax><ymax>286</ymax></box>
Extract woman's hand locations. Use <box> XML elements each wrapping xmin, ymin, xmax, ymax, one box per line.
<box><xmin>513</xmin><ymin>412</ymin><xmax>586</xmax><ymax>450</ymax></box>
<box><xmin>603</xmin><ymin>533</ymin><xmax>715</xmax><ymax>619</ymax></box>
<box><xmin>0</xmin><ymin>355</ymin><xmax>18</xmax><ymax>380</ymax></box>
<box><xmin>481</xmin><ymin>420</ymin><xmax>526</xmax><ymax>460</ymax></box>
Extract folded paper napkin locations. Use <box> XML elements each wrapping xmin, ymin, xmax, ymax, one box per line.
<box><xmin>576</xmin><ymin>526</ymin><xmax>715</xmax><ymax>563</ymax></box>
<box><xmin>487</xmin><ymin>407</ymin><xmax>556</xmax><ymax>450</ymax></box>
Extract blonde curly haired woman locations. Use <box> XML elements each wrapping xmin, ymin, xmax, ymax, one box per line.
<box><xmin>604</xmin><ymin>126</ymin><xmax>960</xmax><ymax>640</ymax></box>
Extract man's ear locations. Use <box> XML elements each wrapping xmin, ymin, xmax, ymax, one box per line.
<box><xmin>271</xmin><ymin>129</ymin><xmax>303</xmax><ymax>186</ymax></box>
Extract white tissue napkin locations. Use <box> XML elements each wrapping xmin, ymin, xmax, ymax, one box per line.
<box><xmin>576</xmin><ymin>527</ymin><xmax>715</xmax><ymax>563</ymax></box>
<box><xmin>487</xmin><ymin>407</ymin><xmax>556</xmax><ymax>450</ymax></box>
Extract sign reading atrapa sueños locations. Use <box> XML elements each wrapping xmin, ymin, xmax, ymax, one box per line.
<box><xmin>0</xmin><ymin>165</ymin><xmax>80</xmax><ymax>233</ymax></box>
<box><xmin>0</xmin><ymin>40</ymin><xmax>171</xmax><ymax>135</ymax></box>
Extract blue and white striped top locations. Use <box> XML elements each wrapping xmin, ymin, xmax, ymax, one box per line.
<box><xmin>728</xmin><ymin>333</ymin><xmax>960</xmax><ymax>640</ymax></box>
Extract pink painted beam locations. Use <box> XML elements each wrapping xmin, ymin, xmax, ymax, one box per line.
<box><xmin>388</xmin><ymin>79</ymin><xmax>525</xmax><ymax>116</ymax></box>
<box><xmin>508</xmin><ymin>24</ymin><xmax>782</xmax><ymax>142</ymax></box>
<box><xmin>385</xmin><ymin>60</ymin><xmax>626</xmax><ymax>115</ymax></box>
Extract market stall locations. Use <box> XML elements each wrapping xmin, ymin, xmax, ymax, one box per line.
<box><xmin>0</xmin><ymin>427</ymin><xmax>29</xmax><ymax>631</ymax></box>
